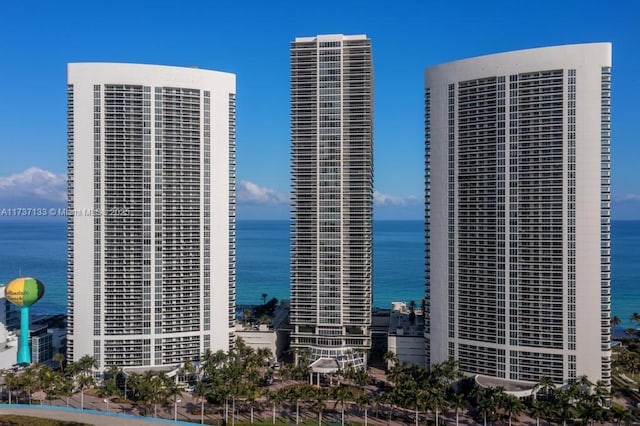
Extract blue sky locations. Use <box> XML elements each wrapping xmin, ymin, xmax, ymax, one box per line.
<box><xmin>1</xmin><ymin>0</ymin><xmax>639</xmax><ymax>219</ymax></box>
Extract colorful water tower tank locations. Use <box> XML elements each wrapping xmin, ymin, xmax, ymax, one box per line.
<box><xmin>4</xmin><ymin>277</ymin><xmax>45</xmax><ymax>364</ymax></box>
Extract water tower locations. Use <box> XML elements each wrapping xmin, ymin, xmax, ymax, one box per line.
<box><xmin>4</xmin><ymin>277</ymin><xmax>45</xmax><ymax>364</ymax></box>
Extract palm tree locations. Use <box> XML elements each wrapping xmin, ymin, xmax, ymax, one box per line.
<box><xmin>53</xmin><ymin>372</ymin><xmax>74</xmax><ymax>408</ymax></box>
<box><xmin>177</xmin><ymin>359</ymin><xmax>197</xmax><ymax>387</ymax></box>
<box><xmin>611</xmin><ymin>403</ymin><xmax>636</xmax><ymax>425</ymax></box>
<box><xmin>502</xmin><ymin>394</ymin><xmax>524</xmax><ymax>426</ymax></box>
<box><xmin>529</xmin><ymin>398</ymin><xmax>546</xmax><ymax>426</ymax></box>
<box><xmin>355</xmin><ymin>389</ymin><xmax>371</xmax><ymax>426</ymax></box>
<box><xmin>284</xmin><ymin>384</ymin><xmax>306</xmax><ymax>425</ymax></box>
<box><xmin>631</xmin><ymin>312</ymin><xmax>640</xmax><ymax>328</ymax></box>
<box><xmin>77</xmin><ymin>355</ymin><xmax>98</xmax><ymax>373</ymax></box>
<box><xmin>142</xmin><ymin>371</ymin><xmax>167</xmax><ymax>418</ymax></box>
<box><xmin>310</xmin><ymin>386</ymin><xmax>328</xmax><ymax>426</ymax></box>
<box><xmin>192</xmin><ymin>380</ymin><xmax>208</xmax><ymax>424</ymax></box>
<box><xmin>449</xmin><ymin>391</ymin><xmax>466</xmax><ymax>426</ymax></box>
<box><xmin>67</xmin><ymin>355</ymin><xmax>98</xmax><ymax>411</ymax></box>
<box><xmin>611</xmin><ymin>315</ymin><xmax>622</xmax><ymax>328</ymax></box>
<box><xmin>577</xmin><ymin>396</ymin><xmax>600</xmax><ymax>426</ymax></box>
<box><xmin>255</xmin><ymin>347</ymin><xmax>273</xmax><ymax>369</ymax></box>
<box><xmin>428</xmin><ymin>386</ymin><xmax>447</xmax><ymax>425</ymax></box>
<box><xmin>243</xmin><ymin>382</ymin><xmax>260</xmax><ymax>424</ymax></box>
<box><xmin>265</xmin><ymin>389</ymin><xmax>284</xmax><ymax>425</ymax></box>
<box><xmin>413</xmin><ymin>386</ymin><xmax>429</xmax><ymax>426</ymax></box>
<box><xmin>76</xmin><ymin>371</ymin><xmax>95</xmax><ymax>410</ymax></box>
<box><xmin>3</xmin><ymin>371</ymin><xmax>15</xmax><ymax>404</ymax></box>
<box><xmin>536</xmin><ymin>375</ymin><xmax>556</xmax><ymax>399</ymax></box>
<box><xmin>20</xmin><ymin>365</ymin><xmax>38</xmax><ymax>405</ymax></box>
<box><xmin>408</xmin><ymin>300</ymin><xmax>417</xmax><ymax>324</ymax></box>
<box><xmin>101</xmin><ymin>364</ymin><xmax>121</xmax><ymax>400</ymax></box>
<box><xmin>473</xmin><ymin>386</ymin><xmax>503</xmax><ymax>426</ymax></box>
<box><xmin>593</xmin><ymin>379</ymin><xmax>608</xmax><ymax>406</ymax></box>
<box><xmin>52</xmin><ymin>352</ymin><xmax>65</xmax><ymax>371</ymax></box>
<box><xmin>554</xmin><ymin>391</ymin><xmax>576</xmax><ymax>426</ymax></box>
<box><xmin>370</xmin><ymin>389</ymin><xmax>385</xmax><ymax>420</ymax></box>
<box><xmin>332</xmin><ymin>385</ymin><xmax>353</xmax><ymax>426</ymax></box>
<box><xmin>383</xmin><ymin>351</ymin><xmax>399</xmax><ymax>370</ymax></box>
<box><xmin>165</xmin><ymin>381</ymin><xmax>183</xmax><ymax>421</ymax></box>
<box><xmin>36</xmin><ymin>365</ymin><xmax>56</xmax><ymax>404</ymax></box>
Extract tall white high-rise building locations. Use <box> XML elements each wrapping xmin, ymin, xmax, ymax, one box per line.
<box><xmin>425</xmin><ymin>44</ymin><xmax>611</xmax><ymax>386</ymax></box>
<box><xmin>290</xmin><ymin>34</ymin><xmax>373</xmax><ymax>370</ymax></box>
<box><xmin>67</xmin><ymin>63</ymin><xmax>236</xmax><ymax>368</ymax></box>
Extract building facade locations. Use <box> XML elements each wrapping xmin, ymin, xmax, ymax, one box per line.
<box><xmin>387</xmin><ymin>302</ymin><xmax>426</xmax><ymax>367</ymax></box>
<box><xmin>67</xmin><ymin>63</ymin><xmax>236</xmax><ymax>369</ymax></box>
<box><xmin>425</xmin><ymin>44</ymin><xmax>611</xmax><ymax>386</ymax></box>
<box><xmin>290</xmin><ymin>34</ymin><xmax>373</xmax><ymax>369</ymax></box>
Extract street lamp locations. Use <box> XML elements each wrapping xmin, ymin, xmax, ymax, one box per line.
<box><xmin>174</xmin><ymin>397</ymin><xmax>182</xmax><ymax>421</ymax></box>
<box><xmin>103</xmin><ymin>398</ymin><xmax>110</xmax><ymax>413</ymax></box>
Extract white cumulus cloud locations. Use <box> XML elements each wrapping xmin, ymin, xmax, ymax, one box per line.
<box><xmin>0</xmin><ymin>167</ymin><xmax>67</xmax><ymax>202</ymax></box>
<box><xmin>374</xmin><ymin>190</ymin><xmax>419</xmax><ymax>206</ymax></box>
<box><xmin>616</xmin><ymin>193</ymin><xmax>640</xmax><ymax>202</ymax></box>
<box><xmin>237</xmin><ymin>180</ymin><xmax>288</xmax><ymax>204</ymax></box>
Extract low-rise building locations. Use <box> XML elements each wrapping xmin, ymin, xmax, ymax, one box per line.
<box><xmin>387</xmin><ymin>302</ymin><xmax>425</xmax><ymax>366</ymax></box>
<box><xmin>235</xmin><ymin>302</ymin><xmax>290</xmax><ymax>360</ymax></box>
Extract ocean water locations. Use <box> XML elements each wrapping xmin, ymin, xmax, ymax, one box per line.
<box><xmin>0</xmin><ymin>220</ymin><xmax>637</xmax><ymax>327</ymax></box>
<box><xmin>610</xmin><ymin>221</ymin><xmax>640</xmax><ymax>328</ymax></box>
<box><xmin>236</xmin><ymin>220</ymin><xmax>425</xmax><ymax>307</ymax></box>
<box><xmin>0</xmin><ymin>220</ymin><xmax>67</xmax><ymax>314</ymax></box>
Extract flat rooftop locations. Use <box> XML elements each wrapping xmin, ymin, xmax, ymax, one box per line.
<box><xmin>475</xmin><ymin>375</ymin><xmax>538</xmax><ymax>394</ymax></box>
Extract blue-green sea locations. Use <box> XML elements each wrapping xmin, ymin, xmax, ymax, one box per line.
<box><xmin>0</xmin><ymin>220</ymin><xmax>637</xmax><ymax>327</ymax></box>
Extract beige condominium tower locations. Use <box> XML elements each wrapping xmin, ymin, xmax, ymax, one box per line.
<box><xmin>425</xmin><ymin>44</ymin><xmax>612</xmax><ymax>388</ymax></box>
<box><xmin>290</xmin><ymin>34</ymin><xmax>373</xmax><ymax>371</ymax></box>
<box><xmin>67</xmin><ymin>63</ymin><xmax>236</xmax><ymax>369</ymax></box>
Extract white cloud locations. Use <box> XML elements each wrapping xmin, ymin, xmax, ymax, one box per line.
<box><xmin>237</xmin><ymin>180</ymin><xmax>288</xmax><ymax>204</ymax></box>
<box><xmin>0</xmin><ymin>167</ymin><xmax>67</xmax><ymax>202</ymax></box>
<box><xmin>374</xmin><ymin>190</ymin><xmax>419</xmax><ymax>206</ymax></box>
<box><xmin>616</xmin><ymin>193</ymin><xmax>640</xmax><ymax>202</ymax></box>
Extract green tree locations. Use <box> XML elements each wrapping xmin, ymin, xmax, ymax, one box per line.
<box><xmin>355</xmin><ymin>389</ymin><xmax>371</xmax><ymax>426</ymax></box>
<box><xmin>50</xmin><ymin>370</ymin><xmax>74</xmax><ymax>407</ymax></box>
<box><xmin>193</xmin><ymin>380</ymin><xmax>209</xmax><ymax>424</ymax></box>
<box><xmin>140</xmin><ymin>371</ymin><xmax>168</xmax><ymax>418</ymax></box>
<box><xmin>310</xmin><ymin>386</ymin><xmax>328</xmax><ymax>426</ymax></box>
<box><xmin>428</xmin><ymin>386</ymin><xmax>447</xmax><ymax>426</ymax></box>
<box><xmin>502</xmin><ymin>394</ymin><xmax>524</xmax><ymax>426</ymax></box>
<box><xmin>76</xmin><ymin>371</ymin><xmax>95</xmax><ymax>410</ymax></box>
<box><xmin>20</xmin><ymin>364</ymin><xmax>39</xmax><ymax>404</ymax></box>
<box><xmin>332</xmin><ymin>385</ymin><xmax>354</xmax><ymax>426</ymax></box>
<box><xmin>449</xmin><ymin>391</ymin><xmax>466</xmax><ymax>426</ymax></box>
<box><xmin>4</xmin><ymin>371</ymin><xmax>17</xmax><ymax>404</ymax></box>
<box><xmin>165</xmin><ymin>380</ymin><xmax>183</xmax><ymax>422</ymax></box>
<box><xmin>36</xmin><ymin>364</ymin><xmax>56</xmax><ymax>404</ymax></box>
<box><xmin>284</xmin><ymin>384</ymin><xmax>308</xmax><ymax>425</ymax></box>
<box><xmin>529</xmin><ymin>398</ymin><xmax>547</xmax><ymax>426</ymax></box>
<box><xmin>383</xmin><ymin>350</ymin><xmax>399</xmax><ymax>370</ymax></box>
<box><xmin>52</xmin><ymin>352</ymin><xmax>65</xmax><ymax>371</ymax></box>
<box><xmin>472</xmin><ymin>386</ymin><xmax>504</xmax><ymax>426</ymax></box>
<box><xmin>67</xmin><ymin>355</ymin><xmax>98</xmax><ymax>411</ymax></box>
<box><xmin>177</xmin><ymin>359</ymin><xmax>197</xmax><ymax>387</ymax></box>
<box><xmin>100</xmin><ymin>364</ymin><xmax>122</xmax><ymax>400</ymax></box>
<box><xmin>265</xmin><ymin>389</ymin><xmax>285</xmax><ymax>425</ymax></box>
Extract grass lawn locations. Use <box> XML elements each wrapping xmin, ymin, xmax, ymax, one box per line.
<box><xmin>0</xmin><ymin>415</ymin><xmax>91</xmax><ymax>426</ymax></box>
